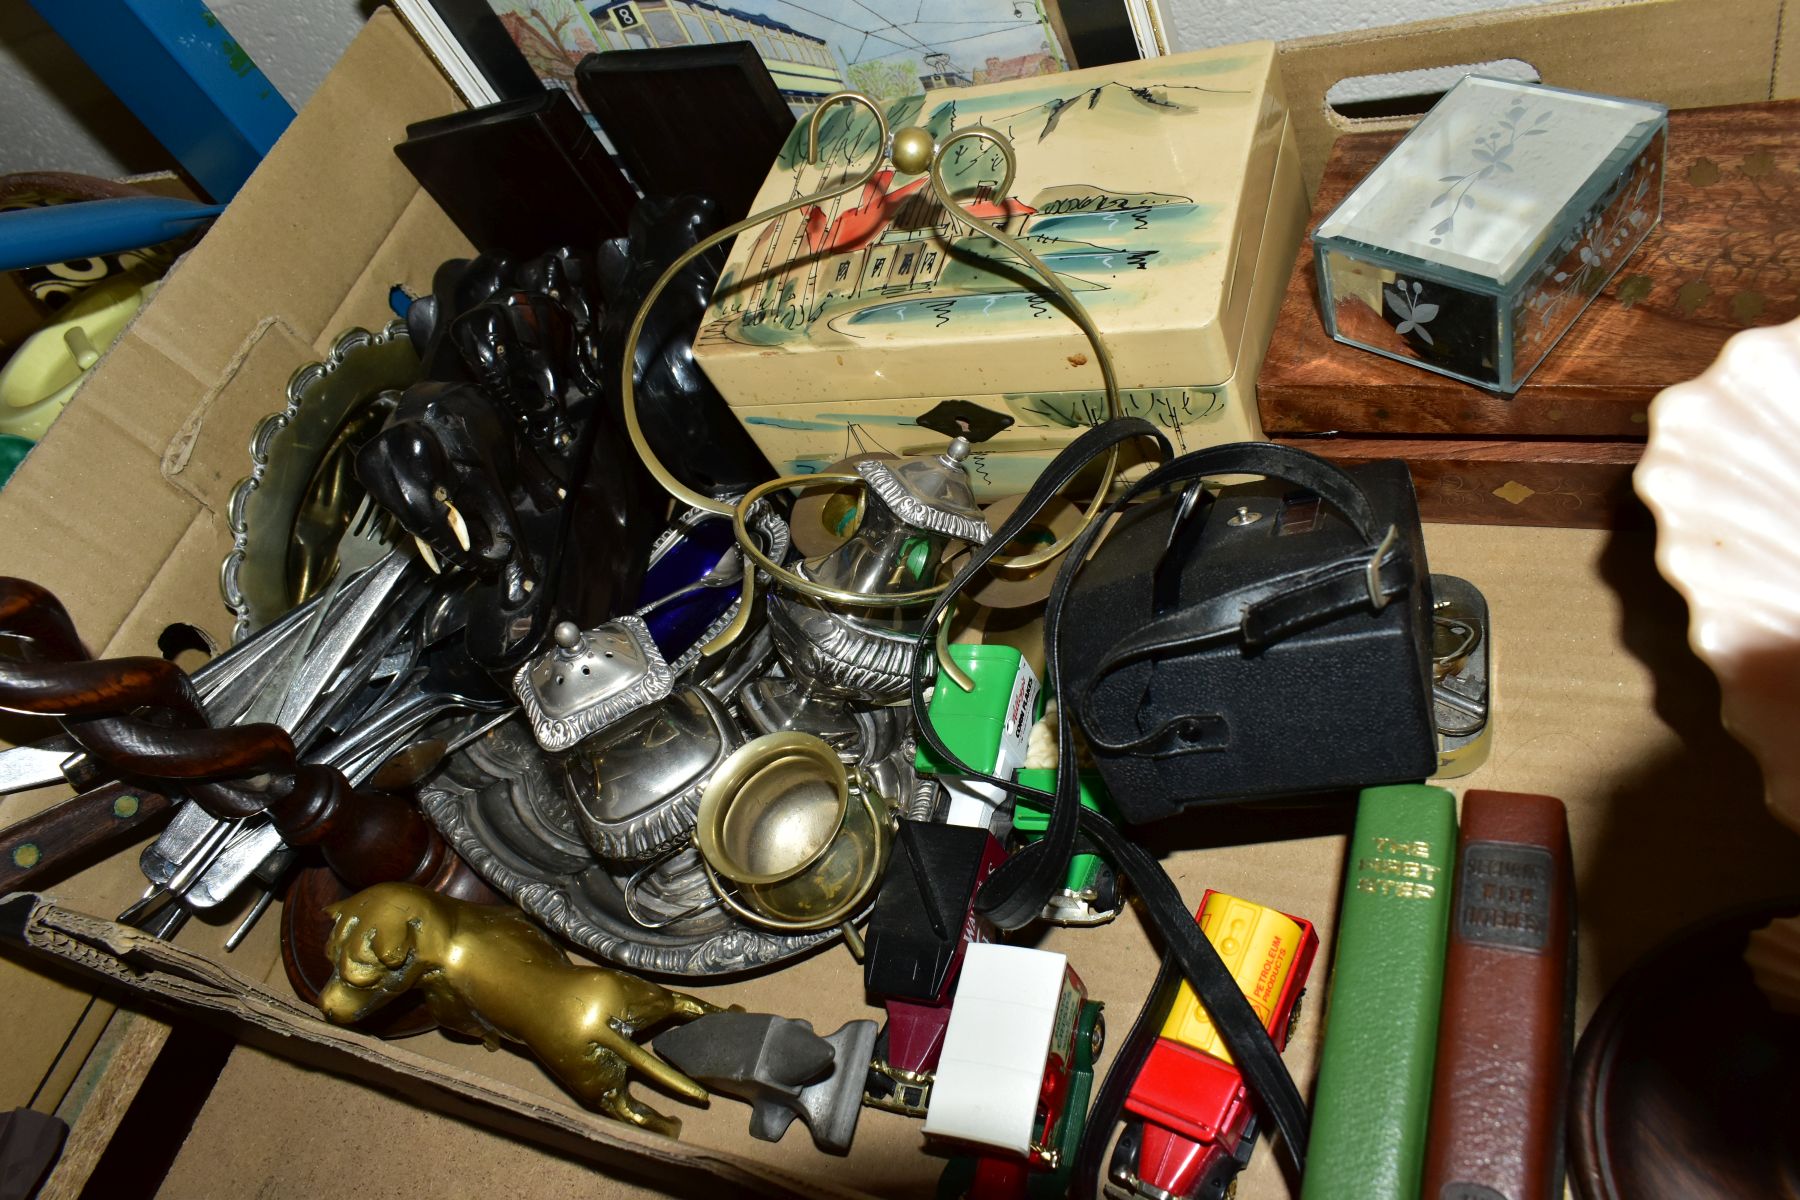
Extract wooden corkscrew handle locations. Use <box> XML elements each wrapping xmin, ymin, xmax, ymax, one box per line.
<box><xmin>0</xmin><ymin>578</ymin><xmax>288</xmax><ymax>819</ymax></box>
<box><xmin>0</xmin><ymin>577</ymin><xmax>464</xmax><ymax>894</ymax></box>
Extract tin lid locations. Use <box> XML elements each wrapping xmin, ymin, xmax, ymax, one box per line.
<box><xmin>855</xmin><ymin>437</ymin><xmax>991</xmax><ymax>545</ymax></box>
<box><xmin>512</xmin><ymin>616</ymin><xmax>674</xmax><ymax>753</ymax></box>
<box><xmin>697</xmin><ymin>42</ymin><xmax>1284</xmax><ymax>404</ymax></box>
<box><xmin>1315</xmin><ymin>76</ymin><xmax>1667</xmax><ymax>288</ymax></box>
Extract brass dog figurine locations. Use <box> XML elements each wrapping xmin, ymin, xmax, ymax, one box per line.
<box><xmin>317</xmin><ymin>882</ymin><xmax>719</xmax><ymax>1136</ymax></box>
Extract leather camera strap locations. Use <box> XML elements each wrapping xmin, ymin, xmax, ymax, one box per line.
<box><xmin>908</xmin><ymin>420</ymin><xmax>1418</xmax><ymax>1186</ymax></box>
<box><xmin>1075</xmin><ymin>946</ymin><xmax>1182</xmax><ymax>1195</ymax></box>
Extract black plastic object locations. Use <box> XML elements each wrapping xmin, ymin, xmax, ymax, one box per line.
<box><xmin>533</xmin><ymin>388</ymin><xmax>664</xmax><ymax>671</ymax></box>
<box><xmin>356</xmin><ymin>391</ymin><xmax>650</xmax><ymax>674</ymax></box>
<box><xmin>654</xmin><ymin>1012</ymin><xmax>877</xmax><ymax>1155</ymax></box>
<box><xmin>406</xmin><ymin>254</ymin><xmax>515</xmax><ymax>382</ymax></box>
<box><xmin>395</xmin><ymin>90</ymin><xmax>637</xmax><ymax>259</ymax></box>
<box><xmin>362</xmin><ymin>249</ymin><xmax>664</xmax><ymax>670</ymax></box>
<box><xmin>356</xmin><ymin>382</ymin><xmax>532</xmax><ymax>586</ymax></box>
<box><xmin>863</xmin><ymin>821</ymin><xmax>996</xmax><ymax>1005</ymax></box>
<box><xmin>594</xmin><ymin>194</ymin><xmax>775</xmax><ymax>501</ymax></box>
<box><xmin>575</xmin><ymin>43</ymin><xmax>794</xmax><ymax>225</ymax></box>
<box><xmin>451</xmin><ymin>291</ymin><xmax>577</xmax><ymax>451</ymax></box>
<box><xmin>0</xmin><ymin>1108</ymin><xmax>66</xmax><ymax>1200</ymax></box>
<box><xmin>916</xmin><ymin>399</ymin><xmax>1016</xmax><ymax>443</ymax></box>
<box><xmin>1059</xmin><ymin>457</ymin><xmax>1436</xmax><ymax>823</ymax></box>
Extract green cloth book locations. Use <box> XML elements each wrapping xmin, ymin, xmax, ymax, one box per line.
<box><xmin>1302</xmin><ymin>783</ymin><xmax>1458</xmax><ymax>1200</ymax></box>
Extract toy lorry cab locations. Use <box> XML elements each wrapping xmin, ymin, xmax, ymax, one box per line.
<box><xmin>927</xmin><ymin>943</ymin><xmax>1104</xmax><ymax>1200</ymax></box>
<box><xmin>863</xmin><ymin>820</ymin><xmax>1007</xmax><ymax>1115</ymax></box>
<box><xmin>1106</xmin><ymin>890</ymin><xmax>1317</xmax><ymax>1200</ymax></box>
<box><xmin>915</xmin><ymin>644</ymin><xmax>1041</xmax><ymax>834</ymax></box>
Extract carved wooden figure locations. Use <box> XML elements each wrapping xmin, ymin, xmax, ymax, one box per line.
<box><xmin>317</xmin><ymin>882</ymin><xmax>719</xmax><ymax>1136</ymax></box>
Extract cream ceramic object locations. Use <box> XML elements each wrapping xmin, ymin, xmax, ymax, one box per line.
<box><xmin>1635</xmin><ymin>314</ymin><xmax>1800</xmax><ymax>836</ymax></box>
<box><xmin>0</xmin><ymin>271</ymin><xmax>158</xmax><ymax>440</ymax></box>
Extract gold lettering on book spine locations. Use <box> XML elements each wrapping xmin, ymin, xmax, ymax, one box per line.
<box><xmin>1356</xmin><ymin>835</ymin><xmax>1443</xmax><ymax>900</ymax></box>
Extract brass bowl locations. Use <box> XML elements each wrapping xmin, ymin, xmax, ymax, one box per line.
<box><xmin>695</xmin><ymin>732</ymin><xmax>890</xmax><ymax>931</ymax></box>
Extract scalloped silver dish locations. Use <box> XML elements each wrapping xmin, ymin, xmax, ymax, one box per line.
<box><xmin>418</xmin><ymin>716</ymin><xmax>838</xmax><ymax>977</ymax></box>
<box><xmin>1636</xmin><ymin>313</ymin><xmax>1800</xmax><ymax>836</ymax></box>
<box><xmin>219</xmin><ymin>321</ymin><xmax>418</xmax><ymax>641</ymax></box>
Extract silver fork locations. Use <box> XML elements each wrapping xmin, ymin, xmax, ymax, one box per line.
<box><xmin>126</xmin><ymin>512</ymin><xmax>409</xmax><ymax>938</ymax></box>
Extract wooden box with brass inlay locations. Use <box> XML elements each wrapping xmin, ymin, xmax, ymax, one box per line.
<box><xmin>1258</xmin><ymin>100</ymin><xmax>1800</xmax><ymax>528</ymax></box>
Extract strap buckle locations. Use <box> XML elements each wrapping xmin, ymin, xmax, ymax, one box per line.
<box><xmin>1366</xmin><ymin>524</ymin><xmax>1399</xmax><ymax>610</ymax></box>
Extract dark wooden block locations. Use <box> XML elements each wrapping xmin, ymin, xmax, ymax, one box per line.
<box><xmin>1272</xmin><ymin>436</ymin><xmax>1647</xmax><ymax>529</ymax></box>
<box><xmin>575</xmin><ymin>42</ymin><xmax>794</xmax><ymax>226</ymax></box>
<box><xmin>1259</xmin><ymin>100</ymin><xmax>1800</xmax><ymax>526</ymax></box>
<box><xmin>395</xmin><ymin>90</ymin><xmax>637</xmax><ymax>258</ymax></box>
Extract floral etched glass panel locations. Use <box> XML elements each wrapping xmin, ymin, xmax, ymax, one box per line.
<box><xmin>1321</xmin><ymin>248</ymin><xmax>1501</xmax><ymax>383</ymax></box>
<box><xmin>1316</xmin><ymin>76</ymin><xmax>1664</xmax><ymax>281</ymax></box>
<box><xmin>1510</xmin><ymin>126</ymin><xmax>1666</xmax><ymax>381</ymax></box>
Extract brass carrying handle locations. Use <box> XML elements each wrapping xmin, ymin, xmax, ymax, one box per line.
<box><xmin>926</xmin><ymin>126</ymin><xmax>1121</xmax><ymax>570</ymax></box>
<box><xmin>622</xmin><ymin>94</ymin><xmax>1123</xmax><ymax>663</ymax></box>
<box><xmin>620</xmin><ymin>91</ymin><xmax>890</xmax><ymax>519</ymax></box>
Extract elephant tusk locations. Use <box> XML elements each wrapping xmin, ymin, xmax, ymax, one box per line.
<box><xmin>414</xmin><ymin>536</ymin><xmax>441</xmax><ymax>574</ymax></box>
<box><xmin>443</xmin><ymin>500</ymin><xmax>472</xmax><ymax>552</ymax></box>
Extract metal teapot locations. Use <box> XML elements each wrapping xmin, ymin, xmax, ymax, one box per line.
<box><xmin>749</xmin><ymin>437</ymin><xmax>990</xmax><ymax>712</ymax></box>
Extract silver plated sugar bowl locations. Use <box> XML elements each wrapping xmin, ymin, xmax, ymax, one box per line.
<box><xmin>754</xmin><ymin>437</ymin><xmax>990</xmax><ymax>710</ymax></box>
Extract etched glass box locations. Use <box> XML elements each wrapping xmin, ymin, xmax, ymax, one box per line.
<box><xmin>1313</xmin><ymin>76</ymin><xmax>1667</xmax><ymax>393</ymax></box>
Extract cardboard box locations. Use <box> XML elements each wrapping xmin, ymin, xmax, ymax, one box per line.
<box><xmin>5</xmin><ymin>4</ymin><xmax>1800</xmax><ymax>1198</ymax></box>
<box><xmin>692</xmin><ymin>42</ymin><xmax>1305</xmax><ymax>491</ymax></box>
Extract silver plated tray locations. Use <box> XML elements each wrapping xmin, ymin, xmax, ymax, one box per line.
<box><xmin>418</xmin><ymin>716</ymin><xmax>840</xmax><ymax>977</ymax></box>
<box><xmin>219</xmin><ymin>321</ymin><xmax>418</xmax><ymax>640</ymax></box>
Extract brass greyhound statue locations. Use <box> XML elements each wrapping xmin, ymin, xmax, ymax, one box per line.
<box><xmin>317</xmin><ymin>882</ymin><xmax>720</xmax><ymax>1136</ymax></box>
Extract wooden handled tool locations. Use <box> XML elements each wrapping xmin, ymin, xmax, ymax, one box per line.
<box><xmin>0</xmin><ymin>577</ymin><xmax>495</xmax><ymax>1027</ymax></box>
<box><xmin>0</xmin><ymin>782</ymin><xmax>174</xmax><ymax>895</ymax></box>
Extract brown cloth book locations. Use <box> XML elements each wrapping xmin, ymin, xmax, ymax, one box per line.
<box><xmin>1422</xmin><ymin>790</ymin><xmax>1576</xmax><ymax>1200</ymax></box>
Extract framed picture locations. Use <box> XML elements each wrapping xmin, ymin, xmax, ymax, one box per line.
<box><xmin>580</xmin><ymin>1</ymin><xmax>1076</xmax><ymax>111</ymax></box>
<box><xmin>1046</xmin><ymin>0</ymin><xmax>1169</xmax><ymax>65</ymax></box>
<box><xmin>396</xmin><ymin>0</ymin><xmax>1167</xmax><ymax>126</ymax></box>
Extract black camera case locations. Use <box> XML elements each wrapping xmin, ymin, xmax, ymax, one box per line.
<box><xmin>1059</xmin><ymin>455</ymin><xmax>1437</xmax><ymax>823</ymax></box>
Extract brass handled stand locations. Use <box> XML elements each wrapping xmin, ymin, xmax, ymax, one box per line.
<box><xmin>618</xmin><ymin>91</ymin><xmax>1127</xmax><ymax>661</ymax></box>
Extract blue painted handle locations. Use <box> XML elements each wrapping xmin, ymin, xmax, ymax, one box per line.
<box><xmin>0</xmin><ymin>196</ymin><xmax>226</xmax><ymax>272</ymax></box>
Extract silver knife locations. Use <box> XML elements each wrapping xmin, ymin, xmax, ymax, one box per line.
<box><xmin>0</xmin><ymin>563</ymin><xmax>391</xmax><ymax>798</ymax></box>
<box><xmin>0</xmin><ymin>744</ymin><xmax>88</xmax><ymax>796</ymax></box>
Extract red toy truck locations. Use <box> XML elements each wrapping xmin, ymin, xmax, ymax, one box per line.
<box><xmin>1106</xmin><ymin>890</ymin><xmax>1317</xmax><ymax>1200</ymax></box>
